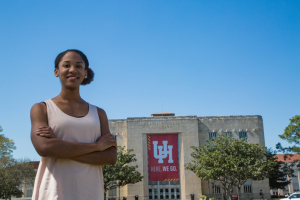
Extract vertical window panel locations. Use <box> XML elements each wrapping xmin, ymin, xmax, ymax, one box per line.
<box><xmin>239</xmin><ymin>132</ymin><xmax>247</xmax><ymax>139</ymax></box>
<box><xmin>209</xmin><ymin>133</ymin><xmax>217</xmax><ymax>140</ymax></box>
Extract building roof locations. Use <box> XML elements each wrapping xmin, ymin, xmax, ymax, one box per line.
<box><xmin>151</xmin><ymin>112</ymin><xmax>175</xmax><ymax>117</ymax></box>
<box><xmin>276</xmin><ymin>154</ymin><xmax>300</xmax><ymax>162</ymax></box>
<box><xmin>30</xmin><ymin>161</ymin><xmax>40</xmax><ymax>169</ymax></box>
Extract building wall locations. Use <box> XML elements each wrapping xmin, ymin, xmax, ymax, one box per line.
<box><xmin>199</xmin><ymin>115</ymin><xmax>270</xmax><ymax>199</ymax></box>
<box><xmin>270</xmin><ymin>163</ymin><xmax>300</xmax><ymax>197</ymax></box>
<box><xmin>109</xmin><ymin>119</ymin><xmax>128</xmax><ymax>198</ymax></box>
<box><xmin>126</xmin><ymin>116</ymin><xmax>201</xmax><ymax>200</ymax></box>
<box><xmin>108</xmin><ymin>114</ymin><xmax>270</xmax><ymax>200</ymax></box>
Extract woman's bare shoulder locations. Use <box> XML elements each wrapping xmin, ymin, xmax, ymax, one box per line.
<box><xmin>96</xmin><ymin>107</ymin><xmax>107</xmax><ymax>118</ymax></box>
<box><xmin>30</xmin><ymin>102</ymin><xmax>47</xmax><ymax>118</ymax></box>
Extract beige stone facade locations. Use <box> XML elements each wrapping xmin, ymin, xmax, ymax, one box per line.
<box><xmin>108</xmin><ymin>114</ymin><xmax>271</xmax><ymax>200</ymax></box>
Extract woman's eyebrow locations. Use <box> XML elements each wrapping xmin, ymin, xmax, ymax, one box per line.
<box><xmin>63</xmin><ymin>61</ymin><xmax>83</xmax><ymax>63</ymax></box>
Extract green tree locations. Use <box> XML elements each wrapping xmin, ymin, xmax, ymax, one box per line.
<box><xmin>0</xmin><ymin>126</ymin><xmax>16</xmax><ymax>158</ymax></box>
<box><xmin>185</xmin><ymin>134</ymin><xmax>276</xmax><ymax>200</ymax></box>
<box><xmin>267</xmin><ymin>149</ymin><xmax>294</xmax><ymax>189</ymax></box>
<box><xmin>0</xmin><ymin>157</ymin><xmax>36</xmax><ymax>200</ymax></box>
<box><xmin>277</xmin><ymin>115</ymin><xmax>300</xmax><ymax>154</ymax></box>
<box><xmin>103</xmin><ymin>146</ymin><xmax>143</xmax><ymax>200</ymax></box>
<box><xmin>0</xmin><ymin>127</ymin><xmax>36</xmax><ymax>200</ymax></box>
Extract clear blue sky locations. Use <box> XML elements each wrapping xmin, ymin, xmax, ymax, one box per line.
<box><xmin>0</xmin><ymin>0</ymin><xmax>299</xmax><ymax>160</ymax></box>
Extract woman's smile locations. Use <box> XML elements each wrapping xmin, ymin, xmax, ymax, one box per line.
<box><xmin>66</xmin><ymin>76</ymin><xmax>79</xmax><ymax>81</ymax></box>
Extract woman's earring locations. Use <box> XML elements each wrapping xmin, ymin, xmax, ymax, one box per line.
<box><xmin>85</xmin><ymin>76</ymin><xmax>87</xmax><ymax>79</ymax></box>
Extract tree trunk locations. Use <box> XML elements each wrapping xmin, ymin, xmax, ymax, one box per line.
<box><xmin>237</xmin><ymin>187</ymin><xmax>241</xmax><ymax>200</ymax></box>
<box><xmin>104</xmin><ymin>192</ymin><xmax>107</xmax><ymax>200</ymax></box>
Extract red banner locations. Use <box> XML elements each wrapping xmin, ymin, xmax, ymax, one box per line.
<box><xmin>148</xmin><ymin>134</ymin><xmax>179</xmax><ymax>181</ymax></box>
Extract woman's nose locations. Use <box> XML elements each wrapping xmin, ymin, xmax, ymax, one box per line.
<box><xmin>69</xmin><ymin>65</ymin><xmax>77</xmax><ymax>72</ymax></box>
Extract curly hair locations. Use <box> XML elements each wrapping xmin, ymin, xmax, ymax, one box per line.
<box><xmin>54</xmin><ymin>49</ymin><xmax>94</xmax><ymax>85</ymax></box>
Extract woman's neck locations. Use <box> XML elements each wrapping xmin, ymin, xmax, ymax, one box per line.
<box><xmin>59</xmin><ymin>88</ymin><xmax>81</xmax><ymax>102</ymax></box>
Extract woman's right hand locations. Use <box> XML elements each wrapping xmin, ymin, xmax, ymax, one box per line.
<box><xmin>96</xmin><ymin>134</ymin><xmax>117</xmax><ymax>151</ymax></box>
<box><xmin>36</xmin><ymin>126</ymin><xmax>56</xmax><ymax>138</ymax></box>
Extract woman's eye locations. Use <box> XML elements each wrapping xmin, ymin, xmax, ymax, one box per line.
<box><xmin>64</xmin><ymin>65</ymin><xmax>70</xmax><ymax>68</ymax></box>
<box><xmin>77</xmin><ymin>65</ymin><xmax>83</xmax><ymax>68</ymax></box>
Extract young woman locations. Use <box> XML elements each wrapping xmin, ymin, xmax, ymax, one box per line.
<box><xmin>30</xmin><ymin>49</ymin><xmax>117</xmax><ymax>200</ymax></box>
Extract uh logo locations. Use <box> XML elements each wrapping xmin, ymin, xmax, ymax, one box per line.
<box><xmin>153</xmin><ymin>141</ymin><xmax>173</xmax><ymax>164</ymax></box>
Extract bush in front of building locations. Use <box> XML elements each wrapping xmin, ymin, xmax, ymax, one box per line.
<box><xmin>103</xmin><ymin>146</ymin><xmax>143</xmax><ymax>200</ymax></box>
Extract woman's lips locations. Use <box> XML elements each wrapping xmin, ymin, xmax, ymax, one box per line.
<box><xmin>67</xmin><ymin>76</ymin><xmax>79</xmax><ymax>80</ymax></box>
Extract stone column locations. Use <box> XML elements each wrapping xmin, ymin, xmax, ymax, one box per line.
<box><xmin>288</xmin><ymin>175</ymin><xmax>294</xmax><ymax>193</ymax></box>
<box><xmin>297</xmin><ymin>169</ymin><xmax>300</xmax><ymax>191</ymax></box>
<box><xmin>22</xmin><ymin>180</ymin><xmax>27</xmax><ymax>198</ymax></box>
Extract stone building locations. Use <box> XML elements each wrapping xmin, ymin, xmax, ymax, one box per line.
<box><xmin>270</xmin><ymin>154</ymin><xmax>300</xmax><ymax>197</ymax></box>
<box><xmin>108</xmin><ymin>113</ymin><xmax>270</xmax><ymax>200</ymax></box>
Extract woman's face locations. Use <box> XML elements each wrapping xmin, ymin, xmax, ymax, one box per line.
<box><xmin>54</xmin><ymin>51</ymin><xmax>87</xmax><ymax>88</ymax></box>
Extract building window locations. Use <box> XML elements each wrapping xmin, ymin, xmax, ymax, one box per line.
<box><xmin>213</xmin><ymin>185</ymin><xmax>221</xmax><ymax>194</ymax></box>
<box><xmin>209</xmin><ymin>133</ymin><xmax>217</xmax><ymax>140</ymax></box>
<box><xmin>212</xmin><ymin>181</ymin><xmax>221</xmax><ymax>194</ymax></box>
<box><xmin>244</xmin><ymin>185</ymin><xmax>252</xmax><ymax>193</ymax></box>
<box><xmin>244</xmin><ymin>179</ymin><xmax>252</xmax><ymax>193</ymax></box>
<box><xmin>108</xmin><ymin>181</ymin><xmax>117</xmax><ymax>196</ymax></box>
<box><xmin>239</xmin><ymin>132</ymin><xmax>247</xmax><ymax>139</ymax></box>
<box><xmin>109</xmin><ymin>187</ymin><xmax>117</xmax><ymax>196</ymax></box>
<box><xmin>26</xmin><ymin>190</ymin><xmax>32</xmax><ymax>197</ymax></box>
<box><xmin>225</xmin><ymin>132</ymin><xmax>232</xmax><ymax>137</ymax></box>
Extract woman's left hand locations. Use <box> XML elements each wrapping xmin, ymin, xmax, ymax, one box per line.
<box><xmin>36</xmin><ymin>126</ymin><xmax>56</xmax><ymax>138</ymax></box>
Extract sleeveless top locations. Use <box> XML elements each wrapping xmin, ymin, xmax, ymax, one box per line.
<box><xmin>32</xmin><ymin>99</ymin><xmax>104</xmax><ymax>200</ymax></box>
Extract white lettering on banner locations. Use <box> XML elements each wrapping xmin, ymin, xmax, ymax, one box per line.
<box><xmin>170</xmin><ymin>166</ymin><xmax>177</xmax><ymax>171</ymax></box>
<box><xmin>151</xmin><ymin>166</ymin><xmax>177</xmax><ymax>172</ymax></box>
<box><xmin>153</xmin><ymin>141</ymin><xmax>173</xmax><ymax>164</ymax></box>
<box><xmin>151</xmin><ymin>166</ymin><xmax>162</xmax><ymax>172</ymax></box>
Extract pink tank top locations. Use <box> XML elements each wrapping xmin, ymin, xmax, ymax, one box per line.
<box><xmin>32</xmin><ymin>99</ymin><xmax>104</xmax><ymax>200</ymax></box>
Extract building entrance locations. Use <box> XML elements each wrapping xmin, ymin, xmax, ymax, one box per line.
<box><xmin>147</xmin><ymin>134</ymin><xmax>180</xmax><ymax>200</ymax></box>
<box><xmin>148</xmin><ymin>182</ymin><xmax>180</xmax><ymax>200</ymax></box>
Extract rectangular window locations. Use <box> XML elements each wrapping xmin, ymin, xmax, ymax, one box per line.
<box><xmin>225</xmin><ymin>132</ymin><xmax>232</xmax><ymax>137</ymax></box>
<box><xmin>26</xmin><ymin>190</ymin><xmax>32</xmax><ymax>197</ymax></box>
<box><xmin>149</xmin><ymin>189</ymin><xmax>153</xmax><ymax>199</ymax></box>
<box><xmin>244</xmin><ymin>185</ymin><xmax>252</xmax><ymax>193</ymax></box>
<box><xmin>213</xmin><ymin>185</ymin><xmax>221</xmax><ymax>194</ymax></box>
<box><xmin>209</xmin><ymin>133</ymin><xmax>217</xmax><ymax>140</ymax></box>
<box><xmin>160</xmin><ymin>189</ymin><xmax>163</xmax><ymax>199</ymax></box>
<box><xmin>176</xmin><ymin>188</ymin><xmax>180</xmax><ymax>199</ymax></box>
<box><xmin>109</xmin><ymin>181</ymin><xmax>117</xmax><ymax>196</ymax></box>
<box><xmin>244</xmin><ymin>179</ymin><xmax>252</xmax><ymax>193</ymax></box>
<box><xmin>212</xmin><ymin>181</ymin><xmax>221</xmax><ymax>194</ymax></box>
<box><xmin>154</xmin><ymin>189</ymin><xmax>158</xmax><ymax>199</ymax></box>
<box><xmin>239</xmin><ymin>132</ymin><xmax>247</xmax><ymax>139</ymax></box>
<box><xmin>109</xmin><ymin>188</ymin><xmax>117</xmax><ymax>196</ymax></box>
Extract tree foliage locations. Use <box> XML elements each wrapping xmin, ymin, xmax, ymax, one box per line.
<box><xmin>0</xmin><ymin>127</ymin><xmax>36</xmax><ymax>200</ymax></box>
<box><xmin>103</xmin><ymin>146</ymin><xmax>143</xmax><ymax>199</ymax></box>
<box><xmin>185</xmin><ymin>134</ymin><xmax>276</xmax><ymax>200</ymax></box>
<box><xmin>0</xmin><ymin>157</ymin><xmax>36</xmax><ymax>200</ymax></box>
<box><xmin>0</xmin><ymin>126</ymin><xmax>16</xmax><ymax>158</ymax></box>
<box><xmin>277</xmin><ymin>115</ymin><xmax>300</xmax><ymax>154</ymax></box>
<box><xmin>267</xmin><ymin>149</ymin><xmax>294</xmax><ymax>189</ymax></box>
